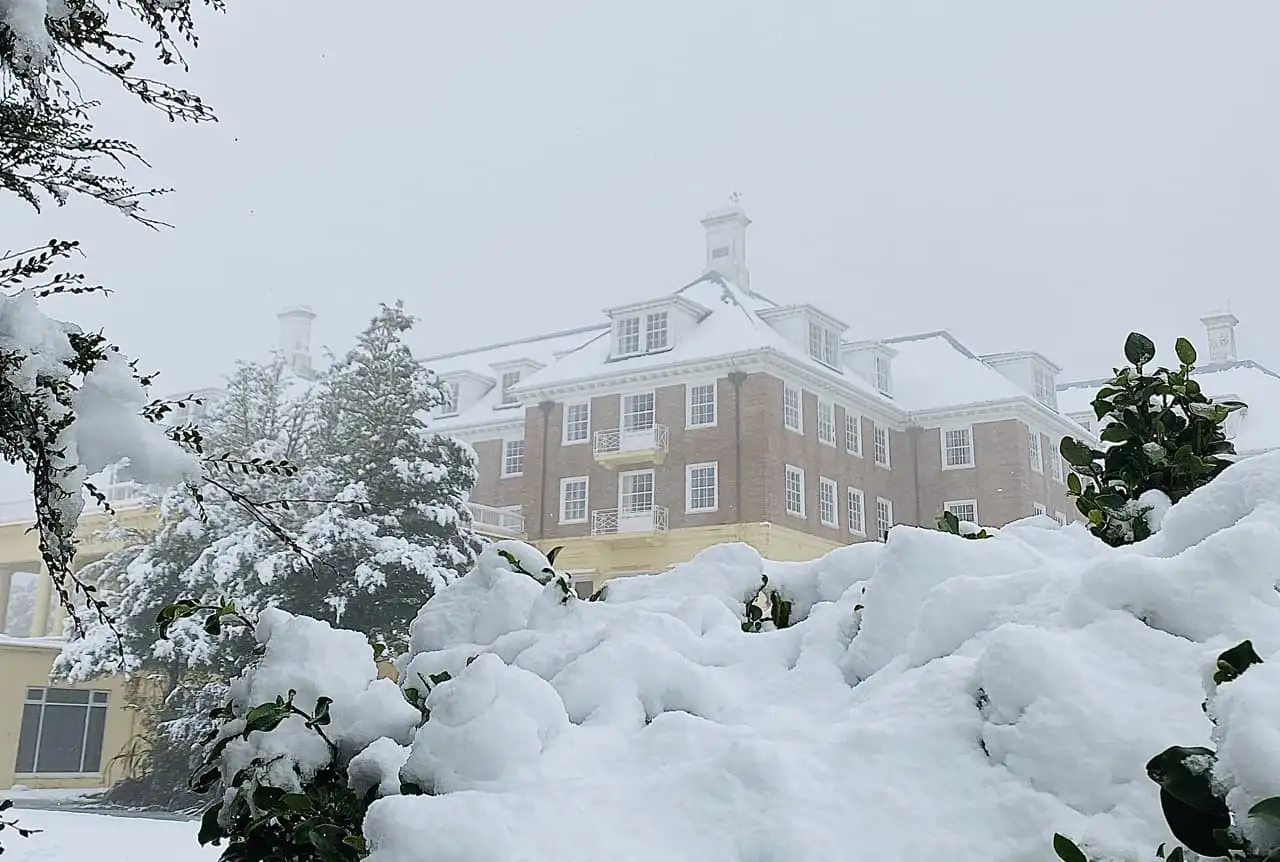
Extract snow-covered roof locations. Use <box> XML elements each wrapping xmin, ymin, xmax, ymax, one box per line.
<box><xmin>1059</xmin><ymin>359</ymin><xmax>1280</xmax><ymax>455</ymax></box>
<box><xmin>880</xmin><ymin>332</ymin><xmax>1034</xmax><ymax>412</ymax></box>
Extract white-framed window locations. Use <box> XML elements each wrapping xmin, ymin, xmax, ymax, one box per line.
<box><xmin>687</xmin><ymin>382</ymin><xmax>717</xmax><ymax>428</ymax></box>
<box><xmin>784</xmin><ymin>465</ymin><xmax>805</xmax><ymax>517</ymax></box>
<box><xmin>819</xmin><ymin>477</ymin><xmax>838</xmax><ymax>527</ymax></box>
<box><xmin>944</xmin><ymin>499</ymin><xmax>978</xmax><ymax>525</ymax></box>
<box><xmin>783</xmin><ymin>384</ymin><xmax>802</xmax><ymax>433</ymax></box>
<box><xmin>615</xmin><ymin>316</ymin><xmax>642</xmax><ymax>356</ymax></box>
<box><xmin>559</xmin><ymin>477</ymin><xmax>589</xmax><ymax>523</ymax></box>
<box><xmin>874</xmin><ymin>354</ymin><xmax>892</xmax><ymax>395</ymax></box>
<box><xmin>500</xmin><ymin>370</ymin><xmax>521</xmax><ymax>406</ymax></box>
<box><xmin>573</xmin><ymin>577</ymin><xmax>595</xmax><ymax>599</ymax></box>
<box><xmin>501</xmin><ymin>439</ymin><xmax>524</xmax><ymax>476</ymax></box>
<box><xmin>1033</xmin><ymin>364</ymin><xmax>1056</xmax><ymax>408</ymax></box>
<box><xmin>1033</xmin><ymin>502</ymin><xmax>1047</xmax><ymax>516</ymax></box>
<box><xmin>619</xmin><ymin>469</ymin><xmax>655</xmax><ymax>514</ymax></box>
<box><xmin>686</xmin><ymin>462</ymin><xmax>719</xmax><ymax>513</ymax></box>
<box><xmin>645</xmin><ymin>312</ymin><xmax>669</xmax><ymax>351</ymax></box>
<box><xmin>16</xmin><ymin>687</ymin><xmax>110</xmax><ymax>775</ymax></box>
<box><xmin>622</xmin><ymin>392</ymin><xmax>656</xmax><ymax>432</ymax></box>
<box><xmin>439</xmin><ymin>381</ymin><xmax>459</xmax><ymax>415</ymax></box>
<box><xmin>873</xmin><ymin>423</ymin><xmax>891</xmax><ymax>468</ymax></box>
<box><xmin>1028</xmin><ymin>429</ymin><xmax>1043</xmax><ymax>473</ymax></box>
<box><xmin>847</xmin><ymin>488</ymin><xmax>866</xmax><ymax>535</ymax></box>
<box><xmin>845</xmin><ymin>411</ymin><xmax>862</xmax><ymax>456</ymax></box>
<box><xmin>817</xmin><ymin>399</ymin><xmax>836</xmax><ymax>446</ymax></box>
<box><xmin>876</xmin><ymin>497</ymin><xmax>894</xmax><ymax>542</ymax></box>
<box><xmin>1054</xmin><ymin>511</ymin><xmax>1067</xmax><ymax>525</ymax></box>
<box><xmin>807</xmin><ymin>320</ymin><xmax>840</xmax><ymax>367</ymax></box>
<box><xmin>1049</xmin><ymin>440</ymin><xmax>1064</xmax><ymax>483</ymax></box>
<box><xmin>942</xmin><ymin>427</ymin><xmax>974</xmax><ymax>469</ymax></box>
<box><xmin>563</xmin><ymin>402</ymin><xmax>590</xmax><ymax>444</ymax></box>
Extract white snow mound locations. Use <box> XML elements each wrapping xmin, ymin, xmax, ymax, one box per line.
<box><xmin>242</xmin><ymin>454</ymin><xmax>1280</xmax><ymax>861</ymax></box>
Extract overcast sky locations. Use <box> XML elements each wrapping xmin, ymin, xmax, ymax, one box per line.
<box><xmin>9</xmin><ymin>1</ymin><xmax>1279</xmax><ymax>394</ymax></box>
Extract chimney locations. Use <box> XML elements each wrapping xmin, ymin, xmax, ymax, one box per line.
<box><xmin>278</xmin><ymin>305</ymin><xmax>317</xmax><ymax>377</ymax></box>
<box><xmin>701</xmin><ymin>200</ymin><xmax>751</xmax><ymax>291</ymax></box>
<box><xmin>1200</xmin><ymin>310</ymin><xmax>1239</xmax><ymax>364</ymax></box>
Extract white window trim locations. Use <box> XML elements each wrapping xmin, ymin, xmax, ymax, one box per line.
<box><xmin>819</xmin><ymin>477</ymin><xmax>839</xmax><ymax>527</ymax></box>
<box><xmin>685</xmin><ymin>462</ymin><xmax>719</xmax><ymax>514</ymax></box>
<box><xmin>501</xmin><ymin>438</ymin><xmax>525</xmax><ymax>477</ymax></box>
<box><xmin>686</xmin><ymin>381</ymin><xmax>718</xmax><ymax>430</ymax></box>
<box><xmin>785</xmin><ymin>464</ymin><xmax>806</xmax><ymax>518</ymax></box>
<box><xmin>940</xmin><ymin>425</ymin><xmax>976</xmax><ymax>471</ymax></box>
<box><xmin>618</xmin><ymin>468</ymin><xmax>656</xmax><ymax>513</ymax></box>
<box><xmin>614</xmin><ymin>316</ymin><xmax>642</xmax><ymax>357</ymax></box>
<box><xmin>783</xmin><ymin>384</ymin><xmax>803</xmax><ymax>434</ymax></box>
<box><xmin>559</xmin><ymin>476</ymin><xmax>589</xmax><ymax>524</ymax></box>
<box><xmin>621</xmin><ymin>391</ymin><xmax>657</xmax><ymax>432</ymax></box>
<box><xmin>873</xmin><ymin>423</ymin><xmax>891</xmax><ymax>469</ymax></box>
<box><xmin>876</xmin><ymin>497</ymin><xmax>894</xmax><ymax>542</ymax></box>
<box><xmin>1029</xmin><ymin>428</ymin><xmax>1043</xmax><ymax>474</ymax></box>
<box><xmin>847</xmin><ymin>487</ymin><xmax>866</xmax><ymax>536</ymax></box>
<box><xmin>562</xmin><ymin>401</ymin><xmax>591</xmax><ymax>446</ymax></box>
<box><xmin>1049</xmin><ymin>440</ymin><xmax>1065</xmax><ymax>484</ymax></box>
<box><xmin>817</xmin><ymin>398</ymin><xmax>837</xmax><ymax>447</ymax></box>
<box><xmin>845</xmin><ymin>410</ymin><xmax>863</xmax><ymax>457</ymax></box>
<box><xmin>943</xmin><ymin>499</ymin><xmax>979</xmax><ymax>524</ymax></box>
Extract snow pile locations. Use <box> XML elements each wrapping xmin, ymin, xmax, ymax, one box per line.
<box><xmin>231</xmin><ymin>458</ymin><xmax>1280</xmax><ymax>861</ymax></box>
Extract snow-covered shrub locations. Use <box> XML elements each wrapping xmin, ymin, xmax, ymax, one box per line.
<box><xmin>1060</xmin><ymin>332</ymin><xmax>1244</xmax><ymax>546</ymax></box>
<box><xmin>936</xmin><ymin>509</ymin><xmax>993</xmax><ymax>539</ymax></box>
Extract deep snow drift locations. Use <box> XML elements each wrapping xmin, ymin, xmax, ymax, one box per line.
<box><xmin>223</xmin><ymin>453</ymin><xmax>1280</xmax><ymax>862</ymax></box>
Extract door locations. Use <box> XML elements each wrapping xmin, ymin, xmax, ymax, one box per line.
<box><xmin>617</xmin><ymin>470</ymin><xmax>655</xmax><ymax>532</ymax></box>
<box><xmin>620</xmin><ymin>392</ymin><xmax>655</xmax><ymax>451</ymax></box>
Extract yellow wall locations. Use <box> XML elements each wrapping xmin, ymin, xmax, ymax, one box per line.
<box><xmin>0</xmin><ymin>640</ymin><xmax>142</xmax><ymax>790</ymax></box>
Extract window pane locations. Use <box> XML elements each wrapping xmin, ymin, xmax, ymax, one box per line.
<box><xmin>15</xmin><ymin>704</ymin><xmax>40</xmax><ymax>773</ymax></box>
<box><xmin>44</xmin><ymin>688</ymin><xmax>91</xmax><ymax>705</ymax></box>
<box><xmin>83</xmin><ymin>706</ymin><xmax>107</xmax><ymax>773</ymax></box>
<box><xmin>35</xmin><ymin>704</ymin><xmax>88</xmax><ymax>773</ymax></box>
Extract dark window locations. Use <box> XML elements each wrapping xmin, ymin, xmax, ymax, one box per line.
<box><xmin>15</xmin><ymin>687</ymin><xmax>109</xmax><ymax>775</ymax></box>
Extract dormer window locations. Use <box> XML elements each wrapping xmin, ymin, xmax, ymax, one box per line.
<box><xmin>874</xmin><ymin>354</ymin><xmax>892</xmax><ymax>395</ymax></box>
<box><xmin>615</xmin><ymin>317</ymin><xmax>641</xmax><ymax>355</ymax></box>
<box><xmin>807</xmin><ymin>320</ymin><xmax>840</xmax><ymax>368</ymax></box>
<box><xmin>614</xmin><ymin>311</ymin><xmax>670</xmax><ymax>357</ymax></box>
<box><xmin>646</xmin><ymin>312</ymin><xmax>669</xmax><ymax>351</ymax></box>
<box><xmin>500</xmin><ymin>370</ymin><xmax>521</xmax><ymax>405</ymax></box>
<box><xmin>1033</xmin><ymin>364</ymin><xmax>1056</xmax><ymax>408</ymax></box>
<box><xmin>440</xmin><ymin>381</ymin><xmax>459</xmax><ymax>415</ymax></box>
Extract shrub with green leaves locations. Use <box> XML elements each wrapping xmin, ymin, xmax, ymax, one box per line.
<box><xmin>1059</xmin><ymin>332</ymin><xmax>1245</xmax><ymax>547</ymax></box>
<box><xmin>936</xmin><ymin>509</ymin><xmax>992</xmax><ymax>540</ymax></box>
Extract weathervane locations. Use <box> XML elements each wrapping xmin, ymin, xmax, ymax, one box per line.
<box><xmin>729</xmin><ymin>191</ymin><xmax>742</xmax><ymax>205</ymax></box>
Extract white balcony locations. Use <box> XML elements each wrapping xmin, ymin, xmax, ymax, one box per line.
<box><xmin>592</xmin><ymin>424</ymin><xmax>670</xmax><ymax>469</ymax></box>
<box><xmin>590</xmin><ymin>505</ymin><xmax>669</xmax><ymax>539</ymax></box>
<box><xmin>467</xmin><ymin>502</ymin><xmax>525</xmax><ymax>538</ymax></box>
<box><xmin>0</xmin><ymin>483</ymin><xmax>148</xmax><ymax>527</ymax></box>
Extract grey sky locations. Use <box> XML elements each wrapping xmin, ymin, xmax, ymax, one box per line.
<box><xmin>8</xmin><ymin>1</ymin><xmax>1279</xmax><ymax>394</ymax></box>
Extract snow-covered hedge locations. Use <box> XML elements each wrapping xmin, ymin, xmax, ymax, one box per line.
<box><xmin>196</xmin><ymin>454</ymin><xmax>1280</xmax><ymax>862</ymax></box>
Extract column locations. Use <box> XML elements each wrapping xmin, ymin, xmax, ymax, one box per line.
<box><xmin>30</xmin><ymin>563</ymin><xmax>52</xmax><ymax>637</ymax></box>
<box><xmin>0</xmin><ymin>567</ymin><xmax>12</xmax><ymax>635</ymax></box>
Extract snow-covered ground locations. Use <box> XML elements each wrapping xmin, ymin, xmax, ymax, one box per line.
<box><xmin>209</xmin><ymin>452</ymin><xmax>1280</xmax><ymax>862</ymax></box>
<box><xmin>9</xmin><ymin>810</ymin><xmax>214</xmax><ymax>861</ymax></box>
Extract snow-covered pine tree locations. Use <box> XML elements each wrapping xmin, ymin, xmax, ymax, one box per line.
<box><xmin>303</xmin><ymin>301</ymin><xmax>481</xmax><ymax>648</ymax></box>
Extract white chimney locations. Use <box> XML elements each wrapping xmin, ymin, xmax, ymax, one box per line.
<box><xmin>278</xmin><ymin>305</ymin><xmax>317</xmax><ymax>376</ymax></box>
<box><xmin>1200</xmin><ymin>311</ymin><xmax>1239</xmax><ymax>364</ymax></box>
<box><xmin>701</xmin><ymin>201</ymin><xmax>751</xmax><ymax>291</ymax></box>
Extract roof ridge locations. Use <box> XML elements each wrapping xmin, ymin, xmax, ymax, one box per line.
<box><xmin>880</xmin><ymin>329</ymin><xmax>979</xmax><ymax>361</ymax></box>
<box><xmin>419</xmin><ymin>322</ymin><xmax>608</xmax><ymax>363</ymax></box>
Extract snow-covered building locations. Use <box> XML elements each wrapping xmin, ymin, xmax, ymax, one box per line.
<box><xmin>424</xmin><ymin>205</ymin><xmax>1096</xmax><ymax>597</ymax></box>
<box><xmin>1058</xmin><ymin>312</ymin><xmax>1280</xmax><ymax>458</ymax></box>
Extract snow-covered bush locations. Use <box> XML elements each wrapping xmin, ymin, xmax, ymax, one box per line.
<box><xmin>1060</xmin><ymin>332</ymin><xmax>1245</xmax><ymax>546</ymax></box>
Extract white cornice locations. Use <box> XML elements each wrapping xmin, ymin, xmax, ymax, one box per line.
<box><xmin>434</xmin><ymin>414</ymin><xmax>526</xmax><ymax>443</ymax></box>
<box><xmin>758</xmin><ymin>304</ymin><xmax>849</xmax><ymax>333</ymax></box>
<box><xmin>605</xmin><ymin>295</ymin><xmax>711</xmax><ymax>320</ymax></box>
<box><xmin>907</xmin><ymin>397</ymin><xmax>1098</xmax><ymax>444</ymax></box>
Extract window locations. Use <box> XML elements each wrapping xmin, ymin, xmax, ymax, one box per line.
<box><xmin>807</xmin><ymin>320</ymin><xmax>840</xmax><ymax>367</ymax></box>
<box><xmin>817</xmin><ymin>399</ymin><xmax>836</xmax><ymax>446</ymax></box>
<box><xmin>1033</xmin><ymin>502</ymin><xmax>1047</xmax><ymax>516</ymax></box>
<box><xmin>1029</xmin><ymin>429</ymin><xmax>1043</xmax><ymax>473</ymax></box>
<box><xmin>16</xmin><ymin>688</ymin><xmax>109</xmax><ymax>775</ymax></box>
<box><xmin>560</xmin><ymin>477</ymin><xmax>588</xmax><ymax>523</ymax></box>
<box><xmin>619</xmin><ymin>470</ymin><xmax>654</xmax><ymax>514</ymax></box>
<box><xmin>819</xmin><ymin>477</ymin><xmax>838</xmax><ymax>527</ymax></box>
<box><xmin>500</xmin><ymin>370</ymin><xmax>521</xmax><ymax>406</ymax></box>
<box><xmin>687</xmin><ymin>383</ymin><xmax>717</xmax><ymax>428</ymax></box>
<box><xmin>845</xmin><ymin>411</ymin><xmax>862</xmax><ymax>456</ymax></box>
<box><xmin>1033</xmin><ymin>364</ymin><xmax>1056</xmax><ymax>407</ymax></box>
<box><xmin>847</xmin><ymin>488</ymin><xmax>866</xmax><ymax>535</ymax></box>
<box><xmin>440</xmin><ymin>381</ymin><xmax>459</xmax><ymax>415</ymax></box>
<box><xmin>615</xmin><ymin>316</ymin><xmax>642</xmax><ymax>356</ymax></box>
<box><xmin>876</xmin><ymin>498</ymin><xmax>894</xmax><ymax>542</ymax></box>
<box><xmin>1048</xmin><ymin>441</ymin><xmax>1064</xmax><ymax>483</ymax></box>
<box><xmin>712</xmin><ymin>245</ymin><xmax>730</xmax><ymax>259</ymax></box>
<box><xmin>874</xmin><ymin>354</ymin><xmax>892</xmax><ymax>394</ymax></box>
<box><xmin>564</xmin><ymin>402</ymin><xmax>590</xmax><ymax>444</ymax></box>
<box><xmin>686</xmin><ymin>462</ymin><xmax>718</xmax><ymax>513</ymax></box>
<box><xmin>574</xmin><ymin>578</ymin><xmax>595</xmax><ymax>599</ymax></box>
<box><xmin>645</xmin><ymin>312</ymin><xmax>669</xmax><ymax>351</ymax></box>
<box><xmin>502</xmin><ymin>439</ymin><xmax>524</xmax><ymax>476</ymax></box>
<box><xmin>942</xmin><ymin>427</ymin><xmax>974</xmax><ymax>469</ymax></box>
<box><xmin>622</xmin><ymin>392</ymin><xmax>655</xmax><ymax>432</ymax></box>
<box><xmin>785</xmin><ymin>465</ymin><xmax>805</xmax><ymax>517</ymax></box>
<box><xmin>873</xmin><ymin>423</ymin><xmax>891</xmax><ymax>468</ymax></box>
<box><xmin>944</xmin><ymin>500</ymin><xmax>978</xmax><ymax>525</ymax></box>
<box><xmin>783</xmin><ymin>384</ymin><xmax>802</xmax><ymax>432</ymax></box>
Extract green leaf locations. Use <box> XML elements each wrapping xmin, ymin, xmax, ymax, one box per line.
<box><xmin>1100</xmin><ymin>424</ymin><xmax>1133</xmax><ymax>444</ymax></box>
<box><xmin>1248</xmin><ymin>796</ymin><xmax>1280</xmax><ymax>827</ymax></box>
<box><xmin>545</xmin><ymin>545</ymin><xmax>563</xmax><ymax>566</ymax></box>
<box><xmin>1060</xmin><ymin>438</ymin><xmax>1096</xmax><ymax>468</ymax></box>
<box><xmin>312</xmin><ymin>696</ymin><xmax>333</xmax><ymax>726</ymax></box>
<box><xmin>1067</xmin><ymin>472</ymin><xmax>1083</xmax><ymax>495</ymax></box>
<box><xmin>1125</xmin><ymin>332</ymin><xmax>1157</xmax><ymax>367</ymax></box>
<box><xmin>1052</xmin><ymin>833</ymin><xmax>1089</xmax><ymax>862</ymax></box>
<box><xmin>309</xmin><ymin>825</ymin><xmax>352</xmax><ymax>862</ymax></box>
<box><xmin>197</xmin><ymin>802</ymin><xmax>224</xmax><ymax>846</ymax></box>
<box><xmin>1174</xmin><ymin>337</ymin><xmax>1197</xmax><ymax>366</ymax></box>
<box><xmin>204</xmin><ymin>613</ymin><xmax>222</xmax><ymax>636</ymax></box>
<box><xmin>1167</xmin><ymin>847</ymin><xmax>1185</xmax><ymax>862</ymax></box>
<box><xmin>280</xmin><ymin>792</ymin><xmax>313</xmax><ymax>813</ymax></box>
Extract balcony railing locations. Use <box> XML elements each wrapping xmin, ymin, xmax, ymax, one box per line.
<box><xmin>0</xmin><ymin>484</ymin><xmax>149</xmax><ymax>527</ymax></box>
<box><xmin>467</xmin><ymin>502</ymin><xmax>525</xmax><ymax>537</ymax></box>
<box><xmin>590</xmin><ymin>505</ymin><xmax>669</xmax><ymax>537</ymax></box>
<box><xmin>592</xmin><ymin>424</ymin><xmax>670</xmax><ymax>466</ymax></box>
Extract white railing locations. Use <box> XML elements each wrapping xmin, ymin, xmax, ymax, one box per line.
<box><xmin>592</xmin><ymin>424</ymin><xmax>670</xmax><ymax>457</ymax></box>
<box><xmin>590</xmin><ymin>505</ymin><xmax>669</xmax><ymax>537</ymax></box>
<box><xmin>467</xmin><ymin>502</ymin><xmax>525</xmax><ymax>536</ymax></box>
<box><xmin>0</xmin><ymin>483</ymin><xmax>149</xmax><ymax>526</ymax></box>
